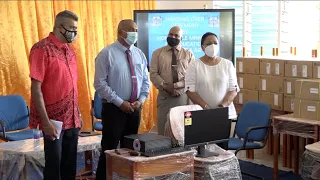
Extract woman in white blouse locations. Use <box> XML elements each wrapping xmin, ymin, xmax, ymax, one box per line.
<box><xmin>185</xmin><ymin>32</ymin><xmax>239</xmax><ymax>119</ymax></box>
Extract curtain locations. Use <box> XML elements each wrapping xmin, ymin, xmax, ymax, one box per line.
<box><xmin>0</xmin><ymin>0</ymin><xmax>157</xmax><ymax>133</ymax></box>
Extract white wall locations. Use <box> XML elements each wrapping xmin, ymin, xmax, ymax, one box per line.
<box><xmin>156</xmin><ymin>0</ymin><xmax>214</xmax><ymax>10</ymax></box>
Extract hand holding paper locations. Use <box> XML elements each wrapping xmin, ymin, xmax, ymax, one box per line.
<box><xmin>50</xmin><ymin>120</ymin><xmax>63</xmax><ymax>140</ymax></box>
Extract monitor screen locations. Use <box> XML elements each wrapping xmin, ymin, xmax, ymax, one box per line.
<box><xmin>184</xmin><ymin>107</ymin><xmax>230</xmax><ymax>148</ymax></box>
<box><xmin>134</xmin><ymin>9</ymin><xmax>235</xmax><ymax>66</ymax></box>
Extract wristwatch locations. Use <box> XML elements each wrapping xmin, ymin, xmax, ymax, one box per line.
<box><xmin>218</xmin><ymin>104</ymin><xmax>224</xmax><ymax>107</ymax></box>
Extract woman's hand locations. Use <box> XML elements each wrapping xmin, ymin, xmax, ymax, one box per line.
<box><xmin>221</xmin><ymin>90</ymin><xmax>237</xmax><ymax>107</ymax></box>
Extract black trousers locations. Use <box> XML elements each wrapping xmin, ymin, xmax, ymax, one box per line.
<box><xmin>96</xmin><ymin>103</ymin><xmax>141</xmax><ymax>180</ymax></box>
<box><xmin>43</xmin><ymin>128</ymin><xmax>79</xmax><ymax>180</ymax></box>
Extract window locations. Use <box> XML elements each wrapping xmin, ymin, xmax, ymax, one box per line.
<box><xmin>279</xmin><ymin>1</ymin><xmax>290</xmax><ymax>55</ymax></box>
<box><xmin>214</xmin><ymin>1</ymin><xmax>244</xmax><ymax>58</ymax></box>
<box><xmin>214</xmin><ymin>0</ymin><xmax>320</xmax><ymax>58</ymax></box>
<box><xmin>244</xmin><ymin>1</ymin><xmax>252</xmax><ymax>57</ymax></box>
<box><xmin>284</xmin><ymin>1</ymin><xmax>320</xmax><ymax>57</ymax></box>
<box><xmin>250</xmin><ymin>1</ymin><xmax>278</xmax><ymax>57</ymax></box>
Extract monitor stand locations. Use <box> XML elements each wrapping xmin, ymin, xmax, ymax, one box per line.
<box><xmin>196</xmin><ymin>145</ymin><xmax>219</xmax><ymax>158</ymax></box>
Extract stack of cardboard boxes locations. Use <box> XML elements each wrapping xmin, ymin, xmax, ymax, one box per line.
<box><xmin>294</xmin><ymin>79</ymin><xmax>320</xmax><ymax>120</ymax></box>
<box><xmin>234</xmin><ymin>57</ymin><xmax>319</xmax><ymax>116</ymax></box>
<box><xmin>258</xmin><ymin>58</ymin><xmax>285</xmax><ymax>111</ymax></box>
<box><xmin>234</xmin><ymin>57</ymin><xmax>260</xmax><ymax>106</ymax></box>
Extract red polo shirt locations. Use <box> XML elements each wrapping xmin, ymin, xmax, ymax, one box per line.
<box><xmin>29</xmin><ymin>33</ymin><xmax>80</xmax><ymax>130</ymax></box>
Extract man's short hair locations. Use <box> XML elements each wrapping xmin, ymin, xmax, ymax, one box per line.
<box><xmin>54</xmin><ymin>10</ymin><xmax>78</xmax><ymax>29</ymax></box>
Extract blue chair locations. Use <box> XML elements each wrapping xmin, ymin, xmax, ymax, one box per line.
<box><xmin>91</xmin><ymin>92</ymin><xmax>103</xmax><ymax>131</ymax></box>
<box><xmin>228</xmin><ymin>101</ymin><xmax>271</xmax><ymax>154</ymax></box>
<box><xmin>227</xmin><ymin>101</ymin><xmax>271</xmax><ymax>179</ymax></box>
<box><xmin>0</xmin><ymin>95</ymin><xmax>43</xmax><ymax>141</ymax></box>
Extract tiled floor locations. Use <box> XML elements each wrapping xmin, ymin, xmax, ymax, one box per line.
<box><xmin>236</xmin><ymin>147</ymin><xmax>295</xmax><ymax>172</ymax></box>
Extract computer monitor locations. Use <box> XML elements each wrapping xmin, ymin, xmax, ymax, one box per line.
<box><xmin>184</xmin><ymin>107</ymin><xmax>231</xmax><ymax>158</ymax></box>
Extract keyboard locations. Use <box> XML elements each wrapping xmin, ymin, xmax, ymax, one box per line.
<box><xmin>142</xmin><ymin>147</ymin><xmax>188</xmax><ymax>157</ymax></box>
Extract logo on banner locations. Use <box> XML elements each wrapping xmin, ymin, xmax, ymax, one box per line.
<box><xmin>208</xmin><ymin>16</ymin><xmax>219</xmax><ymax>28</ymax></box>
<box><xmin>151</xmin><ymin>16</ymin><xmax>162</xmax><ymax>27</ymax></box>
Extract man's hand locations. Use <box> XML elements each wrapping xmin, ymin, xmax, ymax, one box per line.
<box><xmin>131</xmin><ymin>101</ymin><xmax>142</xmax><ymax>110</ymax></box>
<box><xmin>173</xmin><ymin>89</ymin><xmax>183</xmax><ymax>97</ymax></box>
<box><xmin>164</xmin><ymin>83</ymin><xmax>174</xmax><ymax>94</ymax></box>
<box><xmin>43</xmin><ymin>121</ymin><xmax>58</xmax><ymax>141</ymax></box>
<box><xmin>80</xmin><ymin>116</ymin><xmax>84</xmax><ymax>129</ymax></box>
<box><xmin>120</xmin><ymin>101</ymin><xmax>134</xmax><ymax>113</ymax></box>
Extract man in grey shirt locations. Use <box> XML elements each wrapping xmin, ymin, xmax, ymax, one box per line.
<box><xmin>94</xmin><ymin>19</ymin><xmax>150</xmax><ymax>180</ymax></box>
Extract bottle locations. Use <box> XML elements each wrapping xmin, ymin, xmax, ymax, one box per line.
<box><xmin>33</xmin><ymin>125</ymin><xmax>41</xmax><ymax>148</ymax></box>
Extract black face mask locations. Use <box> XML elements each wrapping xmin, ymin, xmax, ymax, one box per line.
<box><xmin>60</xmin><ymin>25</ymin><xmax>77</xmax><ymax>43</ymax></box>
<box><xmin>167</xmin><ymin>37</ymin><xmax>180</xmax><ymax>47</ymax></box>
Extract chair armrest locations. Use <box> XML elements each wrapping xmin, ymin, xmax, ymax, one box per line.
<box><xmin>242</xmin><ymin>125</ymin><xmax>271</xmax><ymax>149</ymax></box>
<box><xmin>245</xmin><ymin>125</ymin><xmax>271</xmax><ymax>135</ymax></box>
<box><xmin>0</xmin><ymin>119</ymin><xmax>7</xmax><ymax>139</ymax></box>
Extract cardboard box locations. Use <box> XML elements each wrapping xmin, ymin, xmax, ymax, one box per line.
<box><xmin>259</xmin><ymin>91</ymin><xmax>283</xmax><ymax>111</ymax></box>
<box><xmin>259</xmin><ymin>75</ymin><xmax>284</xmax><ymax>93</ymax></box>
<box><xmin>284</xmin><ymin>94</ymin><xmax>295</xmax><ymax>112</ymax></box>
<box><xmin>284</xmin><ymin>60</ymin><xmax>313</xmax><ymax>78</ymax></box>
<box><xmin>283</xmin><ymin>77</ymin><xmax>298</xmax><ymax>95</ymax></box>
<box><xmin>260</xmin><ymin>58</ymin><xmax>285</xmax><ymax>76</ymax></box>
<box><xmin>236</xmin><ymin>57</ymin><xmax>260</xmax><ymax>74</ymax></box>
<box><xmin>295</xmin><ymin>79</ymin><xmax>320</xmax><ymax>101</ymax></box>
<box><xmin>293</xmin><ymin>99</ymin><xmax>320</xmax><ymax>120</ymax></box>
<box><xmin>234</xmin><ymin>89</ymin><xmax>259</xmax><ymax>105</ymax></box>
<box><xmin>237</xmin><ymin>74</ymin><xmax>260</xmax><ymax>90</ymax></box>
<box><xmin>312</xmin><ymin>61</ymin><xmax>320</xmax><ymax>79</ymax></box>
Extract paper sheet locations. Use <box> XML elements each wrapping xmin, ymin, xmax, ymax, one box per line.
<box><xmin>51</xmin><ymin>120</ymin><xmax>63</xmax><ymax>139</ymax></box>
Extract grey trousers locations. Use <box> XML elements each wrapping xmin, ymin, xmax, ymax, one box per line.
<box><xmin>157</xmin><ymin>91</ymin><xmax>188</xmax><ymax>136</ymax></box>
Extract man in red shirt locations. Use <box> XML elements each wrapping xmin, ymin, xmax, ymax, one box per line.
<box><xmin>29</xmin><ymin>10</ymin><xmax>83</xmax><ymax>180</ymax></box>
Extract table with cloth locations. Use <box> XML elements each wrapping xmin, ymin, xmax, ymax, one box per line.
<box><xmin>272</xmin><ymin>114</ymin><xmax>320</xmax><ymax>180</ymax></box>
<box><xmin>0</xmin><ymin>136</ymin><xmax>101</xmax><ymax>180</ymax></box>
<box><xmin>105</xmin><ymin>144</ymin><xmax>241</xmax><ymax>180</ymax></box>
<box><xmin>193</xmin><ymin>144</ymin><xmax>242</xmax><ymax>180</ymax></box>
<box><xmin>164</xmin><ymin>105</ymin><xmax>242</xmax><ymax>179</ymax></box>
<box><xmin>106</xmin><ymin>148</ymin><xmax>195</xmax><ymax>180</ymax></box>
<box><xmin>301</xmin><ymin>142</ymin><xmax>320</xmax><ymax>179</ymax></box>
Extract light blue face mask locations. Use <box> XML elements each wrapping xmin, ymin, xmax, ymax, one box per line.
<box><xmin>123</xmin><ymin>32</ymin><xmax>138</xmax><ymax>46</ymax></box>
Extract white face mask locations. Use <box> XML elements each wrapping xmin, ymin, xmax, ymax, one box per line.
<box><xmin>122</xmin><ymin>32</ymin><xmax>138</xmax><ymax>46</ymax></box>
<box><xmin>204</xmin><ymin>44</ymin><xmax>219</xmax><ymax>58</ymax></box>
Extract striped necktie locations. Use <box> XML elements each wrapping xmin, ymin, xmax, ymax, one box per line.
<box><xmin>172</xmin><ymin>48</ymin><xmax>179</xmax><ymax>83</ymax></box>
<box><xmin>125</xmin><ymin>49</ymin><xmax>138</xmax><ymax>103</ymax></box>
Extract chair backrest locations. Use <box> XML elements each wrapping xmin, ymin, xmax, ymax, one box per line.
<box><xmin>166</xmin><ymin>105</ymin><xmax>203</xmax><ymax>142</ymax></box>
<box><xmin>0</xmin><ymin>95</ymin><xmax>29</xmax><ymax>131</ymax></box>
<box><xmin>93</xmin><ymin>91</ymin><xmax>102</xmax><ymax>119</ymax></box>
<box><xmin>235</xmin><ymin>101</ymin><xmax>271</xmax><ymax>141</ymax></box>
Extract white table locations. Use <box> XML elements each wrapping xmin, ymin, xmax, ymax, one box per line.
<box><xmin>193</xmin><ymin>144</ymin><xmax>242</xmax><ymax>180</ymax></box>
<box><xmin>301</xmin><ymin>142</ymin><xmax>320</xmax><ymax>179</ymax></box>
<box><xmin>0</xmin><ymin>135</ymin><xmax>101</xmax><ymax>180</ymax></box>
